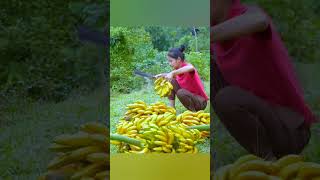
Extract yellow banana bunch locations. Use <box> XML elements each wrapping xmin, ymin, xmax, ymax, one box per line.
<box><xmin>112</xmin><ymin>101</ymin><xmax>209</xmax><ymax>154</ymax></box>
<box><xmin>152</xmin><ymin>112</ymin><xmax>176</xmax><ymax>127</ymax></box>
<box><xmin>116</xmin><ymin>112</ymin><xmax>175</xmax><ymax>139</ymax></box>
<box><xmin>40</xmin><ymin>122</ymin><xmax>109</xmax><ymax>180</ymax></box>
<box><xmin>154</xmin><ymin>77</ymin><xmax>173</xmax><ymax>97</ymax></box>
<box><xmin>176</xmin><ymin>110</ymin><xmax>210</xmax><ymax>138</ymax></box>
<box><xmin>113</xmin><ymin>121</ymin><xmax>174</xmax><ymax>153</ymax></box>
<box><xmin>80</xmin><ymin>122</ymin><xmax>109</xmax><ymax>136</ymax></box>
<box><xmin>276</xmin><ymin>155</ymin><xmax>320</xmax><ymax>180</ymax></box>
<box><xmin>116</xmin><ymin>120</ymin><xmax>138</xmax><ymax>138</ymax></box>
<box><xmin>124</xmin><ymin>100</ymin><xmax>150</xmax><ymax>120</ymax></box>
<box><xmin>138</xmin><ymin>124</ymin><xmax>201</xmax><ymax>153</ymax></box>
<box><xmin>149</xmin><ymin>101</ymin><xmax>176</xmax><ymax>115</ymax></box>
<box><xmin>213</xmin><ymin>154</ymin><xmax>320</xmax><ymax>180</ymax></box>
<box><xmin>137</xmin><ymin>126</ymin><xmax>176</xmax><ymax>153</ymax></box>
<box><xmin>113</xmin><ymin>118</ymin><xmax>203</xmax><ymax>154</ymax></box>
<box><xmin>121</xmin><ymin>101</ymin><xmax>177</xmax><ymax>132</ymax></box>
<box><xmin>176</xmin><ymin>110</ymin><xmax>210</xmax><ymax>126</ymax></box>
<box><xmin>124</xmin><ymin>101</ymin><xmax>176</xmax><ymax>121</ymax></box>
<box><xmin>168</xmin><ymin>124</ymin><xmax>201</xmax><ymax>153</ymax></box>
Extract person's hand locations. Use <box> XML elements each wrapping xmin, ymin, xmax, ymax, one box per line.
<box><xmin>165</xmin><ymin>72</ymin><xmax>174</xmax><ymax>81</ymax></box>
<box><xmin>154</xmin><ymin>73</ymin><xmax>167</xmax><ymax>79</ymax></box>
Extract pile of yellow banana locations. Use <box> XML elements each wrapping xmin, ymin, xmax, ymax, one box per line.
<box><xmin>113</xmin><ymin>121</ymin><xmax>203</xmax><ymax>154</ymax></box>
<box><xmin>112</xmin><ymin>100</ymin><xmax>209</xmax><ymax>153</ymax></box>
<box><xmin>39</xmin><ymin>122</ymin><xmax>109</xmax><ymax>180</ymax></box>
<box><xmin>149</xmin><ymin>101</ymin><xmax>176</xmax><ymax>115</ymax></box>
<box><xmin>117</xmin><ymin>101</ymin><xmax>177</xmax><ymax>138</ymax></box>
<box><xmin>124</xmin><ymin>101</ymin><xmax>176</xmax><ymax>120</ymax></box>
<box><xmin>176</xmin><ymin>110</ymin><xmax>210</xmax><ymax>137</ymax></box>
<box><xmin>214</xmin><ymin>154</ymin><xmax>320</xmax><ymax>180</ymax></box>
<box><xmin>142</xmin><ymin>123</ymin><xmax>202</xmax><ymax>153</ymax></box>
<box><xmin>154</xmin><ymin>77</ymin><xmax>173</xmax><ymax>97</ymax></box>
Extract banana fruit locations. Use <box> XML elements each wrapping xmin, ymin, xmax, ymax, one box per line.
<box><xmin>112</xmin><ymin>100</ymin><xmax>210</xmax><ymax>154</ymax></box>
<box><xmin>124</xmin><ymin>101</ymin><xmax>176</xmax><ymax>120</ymax></box>
<box><xmin>40</xmin><ymin>122</ymin><xmax>109</xmax><ymax>180</ymax></box>
<box><xmin>213</xmin><ymin>154</ymin><xmax>320</xmax><ymax>180</ymax></box>
<box><xmin>177</xmin><ymin>110</ymin><xmax>210</xmax><ymax>138</ymax></box>
<box><xmin>154</xmin><ymin>77</ymin><xmax>173</xmax><ymax>97</ymax></box>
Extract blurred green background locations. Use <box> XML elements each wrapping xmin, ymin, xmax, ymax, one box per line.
<box><xmin>0</xmin><ymin>0</ymin><xmax>108</xmax><ymax>179</ymax></box>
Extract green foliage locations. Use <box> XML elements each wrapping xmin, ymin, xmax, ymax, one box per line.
<box><xmin>111</xmin><ymin>27</ymin><xmax>210</xmax><ymax>93</ymax></box>
<box><xmin>0</xmin><ymin>0</ymin><xmax>107</xmax><ymax>102</ymax></box>
<box><xmin>135</xmin><ymin>51</ymin><xmax>172</xmax><ymax>76</ymax></box>
<box><xmin>110</xmin><ymin>27</ymin><xmax>210</xmax><ymax>153</ymax></box>
<box><xmin>176</xmin><ymin>27</ymin><xmax>210</xmax><ymax>53</ymax></box>
<box><xmin>145</xmin><ymin>27</ymin><xmax>192</xmax><ymax>51</ymax></box>
<box><xmin>0</xmin><ymin>88</ymin><xmax>107</xmax><ymax>178</ymax></box>
<box><xmin>144</xmin><ymin>27</ymin><xmax>172</xmax><ymax>51</ymax></box>
<box><xmin>176</xmin><ymin>35</ymin><xmax>193</xmax><ymax>50</ymax></box>
<box><xmin>186</xmin><ymin>51</ymin><xmax>210</xmax><ymax>81</ymax></box>
<box><xmin>145</xmin><ymin>26</ymin><xmax>210</xmax><ymax>52</ymax></box>
<box><xmin>132</xmin><ymin>51</ymin><xmax>210</xmax><ymax>82</ymax></box>
<box><xmin>110</xmin><ymin>27</ymin><xmax>157</xmax><ymax>93</ymax></box>
<box><xmin>243</xmin><ymin>0</ymin><xmax>320</xmax><ymax>63</ymax></box>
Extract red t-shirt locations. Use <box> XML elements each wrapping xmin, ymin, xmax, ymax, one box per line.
<box><xmin>175</xmin><ymin>62</ymin><xmax>209</xmax><ymax>100</ymax></box>
<box><xmin>212</xmin><ymin>1</ymin><xmax>315</xmax><ymax>125</ymax></box>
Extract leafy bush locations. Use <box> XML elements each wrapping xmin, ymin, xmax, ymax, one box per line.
<box><xmin>110</xmin><ymin>27</ymin><xmax>157</xmax><ymax>93</ymax></box>
<box><xmin>176</xmin><ymin>27</ymin><xmax>210</xmax><ymax>53</ymax></box>
<box><xmin>187</xmin><ymin>51</ymin><xmax>210</xmax><ymax>81</ymax></box>
<box><xmin>145</xmin><ymin>27</ymin><xmax>192</xmax><ymax>51</ymax></box>
<box><xmin>136</xmin><ymin>51</ymin><xmax>210</xmax><ymax>81</ymax></box>
<box><xmin>110</xmin><ymin>27</ymin><xmax>210</xmax><ymax>94</ymax></box>
<box><xmin>0</xmin><ymin>0</ymin><xmax>107</xmax><ymax>102</ymax></box>
<box><xmin>135</xmin><ymin>51</ymin><xmax>172</xmax><ymax>76</ymax></box>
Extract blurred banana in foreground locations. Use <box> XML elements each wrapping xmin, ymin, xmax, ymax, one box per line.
<box><xmin>40</xmin><ymin>122</ymin><xmax>109</xmax><ymax>180</ymax></box>
<box><xmin>213</xmin><ymin>154</ymin><xmax>320</xmax><ymax>180</ymax></box>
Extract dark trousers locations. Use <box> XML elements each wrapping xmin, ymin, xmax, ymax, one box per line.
<box><xmin>213</xmin><ymin>86</ymin><xmax>311</xmax><ymax>159</ymax></box>
<box><xmin>169</xmin><ymin>79</ymin><xmax>207</xmax><ymax>112</ymax></box>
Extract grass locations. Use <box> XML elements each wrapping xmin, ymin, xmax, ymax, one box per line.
<box><xmin>110</xmin><ymin>80</ymin><xmax>210</xmax><ymax>154</ymax></box>
<box><xmin>0</xmin><ymin>88</ymin><xmax>107</xmax><ymax>179</ymax></box>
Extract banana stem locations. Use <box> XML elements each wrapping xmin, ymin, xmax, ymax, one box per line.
<box><xmin>187</xmin><ymin>124</ymin><xmax>210</xmax><ymax>131</ymax></box>
<box><xmin>110</xmin><ymin>134</ymin><xmax>143</xmax><ymax>147</ymax></box>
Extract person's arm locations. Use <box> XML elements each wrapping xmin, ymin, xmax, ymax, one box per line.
<box><xmin>154</xmin><ymin>73</ymin><xmax>167</xmax><ymax>78</ymax></box>
<box><xmin>211</xmin><ymin>5</ymin><xmax>269</xmax><ymax>43</ymax></box>
<box><xmin>172</xmin><ymin>65</ymin><xmax>194</xmax><ymax>76</ymax></box>
<box><xmin>165</xmin><ymin>64</ymin><xmax>194</xmax><ymax>80</ymax></box>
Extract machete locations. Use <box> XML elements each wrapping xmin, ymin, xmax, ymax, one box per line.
<box><xmin>134</xmin><ymin>70</ymin><xmax>156</xmax><ymax>79</ymax></box>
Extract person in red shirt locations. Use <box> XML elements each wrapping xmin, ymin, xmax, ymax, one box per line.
<box><xmin>155</xmin><ymin>45</ymin><xmax>209</xmax><ymax>111</ymax></box>
<box><xmin>211</xmin><ymin>0</ymin><xmax>316</xmax><ymax>159</ymax></box>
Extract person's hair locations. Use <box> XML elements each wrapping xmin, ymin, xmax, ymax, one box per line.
<box><xmin>167</xmin><ymin>45</ymin><xmax>186</xmax><ymax>61</ymax></box>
